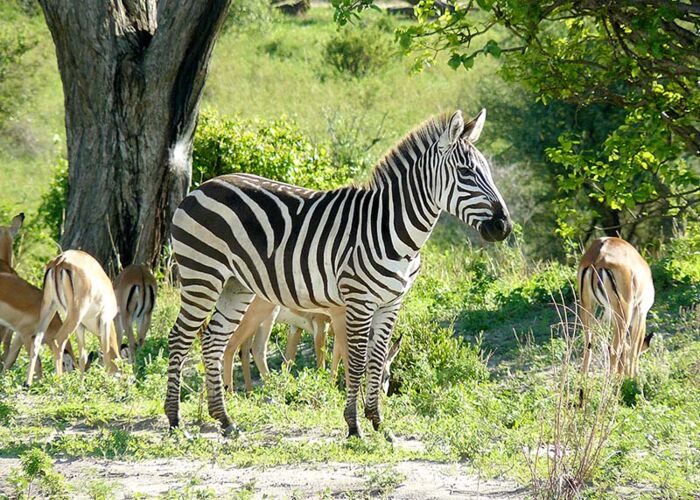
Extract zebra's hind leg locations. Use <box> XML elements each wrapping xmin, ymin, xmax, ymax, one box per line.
<box><xmin>165</xmin><ymin>277</ymin><xmax>223</xmax><ymax>431</ymax></box>
<box><xmin>201</xmin><ymin>278</ymin><xmax>255</xmax><ymax>436</ymax></box>
<box><xmin>364</xmin><ymin>303</ymin><xmax>401</xmax><ymax>438</ymax></box>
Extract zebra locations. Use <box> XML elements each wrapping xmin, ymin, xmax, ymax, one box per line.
<box><xmin>164</xmin><ymin>109</ymin><xmax>512</xmax><ymax>438</ymax></box>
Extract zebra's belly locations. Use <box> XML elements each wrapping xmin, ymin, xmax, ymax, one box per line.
<box><xmin>231</xmin><ymin>257</ymin><xmax>345</xmax><ymax>312</ymax></box>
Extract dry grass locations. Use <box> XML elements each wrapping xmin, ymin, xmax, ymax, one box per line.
<box><xmin>525</xmin><ymin>289</ymin><xmax>621</xmax><ymax>498</ymax></box>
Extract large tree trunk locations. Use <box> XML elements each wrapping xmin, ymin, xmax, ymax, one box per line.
<box><xmin>39</xmin><ymin>1</ymin><xmax>231</xmax><ymax>275</ymax></box>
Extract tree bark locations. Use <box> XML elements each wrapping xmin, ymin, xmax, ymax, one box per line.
<box><xmin>39</xmin><ymin>0</ymin><xmax>231</xmax><ymax>275</ymax></box>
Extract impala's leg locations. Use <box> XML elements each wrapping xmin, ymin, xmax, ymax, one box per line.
<box><xmin>343</xmin><ymin>303</ymin><xmax>375</xmax><ymax>438</ymax></box>
<box><xmin>579</xmin><ymin>286</ymin><xmax>596</xmax><ymax>376</ymax></box>
<box><xmin>2</xmin><ymin>330</ymin><xmax>24</xmax><ymax>372</ymax></box>
<box><xmin>251</xmin><ymin>320</ymin><xmax>271</xmax><ymax>379</ymax></box>
<box><xmin>75</xmin><ymin>325</ymin><xmax>88</xmax><ymax>372</ymax></box>
<box><xmin>313</xmin><ymin>320</ymin><xmax>329</xmax><ymax>369</ymax></box>
<box><xmin>165</xmin><ymin>276</ymin><xmax>223</xmax><ymax>430</ymax></box>
<box><xmin>611</xmin><ymin>302</ymin><xmax>633</xmax><ymax>377</ymax></box>
<box><xmin>285</xmin><ymin>325</ymin><xmax>302</xmax><ymax>369</ymax></box>
<box><xmin>330</xmin><ymin>311</ymin><xmax>348</xmax><ymax>386</ymax></box>
<box><xmin>364</xmin><ymin>302</ymin><xmax>401</xmax><ymax>432</ymax></box>
<box><xmin>240</xmin><ymin>336</ymin><xmax>253</xmax><ymax>392</ymax></box>
<box><xmin>629</xmin><ymin>307</ymin><xmax>649</xmax><ymax>378</ymax></box>
<box><xmin>26</xmin><ymin>308</ymin><xmax>52</xmax><ymax>385</ymax></box>
<box><xmin>201</xmin><ymin>278</ymin><xmax>255</xmax><ymax>434</ymax></box>
<box><xmin>0</xmin><ymin>328</ymin><xmax>11</xmax><ymax>363</ymax></box>
<box><xmin>98</xmin><ymin>319</ymin><xmax>120</xmax><ymax>374</ymax></box>
<box><xmin>223</xmin><ymin>300</ymin><xmax>276</xmax><ymax>392</ymax></box>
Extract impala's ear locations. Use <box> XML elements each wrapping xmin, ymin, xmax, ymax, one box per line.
<box><xmin>439</xmin><ymin>110</ymin><xmax>465</xmax><ymax>149</ymax></box>
<box><xmin>463</xmin><ymin>108</ymin><xmax>486</xmax><ymax>143</ymax></box>
<box><xmin>386</xmin><ymin>333</ymin><xmax>403</xmax><ymax>366</ymax></box>
<box><xmin>10</xmin><ymin>213</ymin><xmax>24</xmax><ymax>237</ymax></box>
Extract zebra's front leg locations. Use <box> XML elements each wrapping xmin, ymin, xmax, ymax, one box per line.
<box><xmin>343</xmin><ymin>303</ymin><xmax>375</xmax><ymax>438</ymax></box>
<box><xmin>364</xmin><ymin>303</ymin><xmax>401</xmax><ymax>435</ymax></box>
<box><xmin>202</xmin><ymin>283</ymin><xmax>255</xmax><ymax>436</ymax></box>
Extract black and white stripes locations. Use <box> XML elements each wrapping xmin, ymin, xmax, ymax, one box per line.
<box><xmin>164</xmin><ymin>109</ymin><xmax>512</xmax><ymax>437</ymax></box>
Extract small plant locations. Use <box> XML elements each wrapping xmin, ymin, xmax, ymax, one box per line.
<box><xmin>82</xmin><ymin>478</ymin><xmax>116</xmax><ymax>500</ymax></box>
<box><xmin>8</xmin><ymin>448</ymin><xmax>68</xmax><ymax>499</ymax></box>
<box><xmin>323</xmin><ymin>26</ymin><xmax>392</xmax><ymax>78</ymax></box>
<box><xmin>524</xmin><ymin>292</ymin><xmax>621</xmax><ymax>499</ymax></box>
<box><xmin>365</xmin><ymin>466</ymin><xmax>406</xmax><ymax>496</ymax></box>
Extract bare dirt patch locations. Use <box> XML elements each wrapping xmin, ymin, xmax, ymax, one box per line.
<box><xmin>0</xmin><ymin>457</ymin><xmax>525</xmax><ymax>498</ymax></box>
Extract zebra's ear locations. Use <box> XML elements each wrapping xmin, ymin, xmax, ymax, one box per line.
<box><xmin>463</xmin><ymin>108</ymin><xmax>486</xmax><ymax>143</ymax></box>
<box><xmin>439</xmin><ymin>110</ymin><xmax>465</xmax><ymax>149</ymax></box>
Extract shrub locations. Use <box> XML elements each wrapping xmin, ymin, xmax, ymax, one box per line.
<box><xmin>391</xmin><ymin>313</ymin><xmax>490</xmax><ymax>415</ymax></box>
<box><xmin>193</xmin><ymin>110</ymin><xmax>351</xmax><ymax>189</ymax></box>
<box><xmin>222</xmin><ymin>0</ymin><xmax>277</xmax><ymax>33</ymax></box>
<box><xmin>323</xmin><ymin>26</ymin><xmax>392</xmax><ymax>78</ymax></box>
<box><xmin>8</xmin><ymin>448</ymin><xmax>68</xmax><ymax>499</ymax></box>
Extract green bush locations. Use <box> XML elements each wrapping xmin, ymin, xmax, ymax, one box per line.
<box><xmin>193</xmin><ymin>110</ymin><xmax>351</xmax><ymax>189</ymax></box>
<box><xmin>391</xmin><ymin>314</ymin><xmax>490</xmax><ymax>415</ymax></box>
<box><xmin>37</xmin><ymin>157</ymin><xmax>68</xmax><ymax>243</ymax></box>
<box><xmin>222</xmin><ymin>0</ymin><xmax>277</xmax><ymax>33</ymax></box>
<box><xmin>323</xmin><ymin>26</ymin><xmax>392</xmax><ymax>78</ymax></box>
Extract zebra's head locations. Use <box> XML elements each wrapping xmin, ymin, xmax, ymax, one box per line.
<box><xmin>435</xmin><ymin>110</ymin><xmax>511</xmax><ymax>242</ymax></box>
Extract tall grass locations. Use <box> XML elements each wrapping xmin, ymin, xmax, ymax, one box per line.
<box><xmin>525</xmin><ymin>292</ymin><xmax>621</xmax><ymax>498</ymax></box>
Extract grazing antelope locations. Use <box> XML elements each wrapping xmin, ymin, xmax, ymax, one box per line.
<box><xmin>579</xmin><ymin>237</ymin><xmax>655</xmax><ymax>378</ymax></box>
<box><xmin>165</xmin><ymin>110</ymin><xmax>511</xmax><ymax>437</ymax></box>
<box><xmin>113</xmin><ymin>264</ymin><xmax>157</xmax><ymax>362</ymax></box>
<box><xmin>0</xmin><ymin>213</ymin><xmax>24</xmax><ymax>358</ymax></box>
<box><xmin>0</xmin><ymin>271</ymin><xmax>76</xmax><ymax>378</ymax></box>
<box><xmin>27</xmin><ymin>250</ymin><xmax>120</xmax><ymax>385</ymax></box>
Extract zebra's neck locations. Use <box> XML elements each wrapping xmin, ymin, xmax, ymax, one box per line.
<box><xmin>365</xmin><ymin>147</ymin><xmax>442</xmax><ymax>261</ymax></box>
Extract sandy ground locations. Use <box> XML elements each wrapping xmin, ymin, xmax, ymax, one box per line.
<box><xmin>0</xmin><ymin>456</ymin><xmax>526</xmax><ymax>499</ymax></box>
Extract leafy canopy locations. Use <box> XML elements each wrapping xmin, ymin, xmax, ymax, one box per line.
<box><xmin>333</xmin><ymin>0</ymin><xmax>699</xmax><ymax>241</ymax></box>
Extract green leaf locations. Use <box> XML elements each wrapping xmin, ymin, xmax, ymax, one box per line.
<box><xmin>483</xmin><ymin>39</ymin><xmax>501</xmax><ymax>58</ymax></box>
<box><xmin>461</xmin><ymin>54</ymin><xmax>475</xmax><ymax>69</ymax></box>
<box><xmin>448</xmin><ymin>53</ymin><xmax>462</xmax><ymax>70</ymax></box>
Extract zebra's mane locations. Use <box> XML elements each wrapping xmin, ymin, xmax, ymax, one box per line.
<box><xmin>367</xmin><ymin>113</ymin><xmax>450</xmax><ymax>189</ymax></box>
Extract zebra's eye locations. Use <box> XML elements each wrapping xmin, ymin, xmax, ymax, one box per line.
<box><xmin>457</xmin><ymin>164</ymin><xmax>472</xmax><ymax>174</ymax></box>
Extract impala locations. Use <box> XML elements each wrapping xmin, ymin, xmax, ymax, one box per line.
<box><xmin>579</xmin><ymin>237</ymin><xmax>654</xmax><ymax>378</ymax></box>
<box><xmin>0</xmin><ymin>213</ymin><xmax>24</xmax><ymax>358</ymax></box>
<box><xmin>27</xmin><ymin>250</ymin><xmax>120</xmax><ymax>385</ymax></box>
<box><xmin>0</xmin><ymin>271</ymin><xmax>75</xmax><ymax>378</ymax></box>
<box><xmin>114</xmin><ymin>264</ymin><xmax>157</xmax><ymax>362</ymax></box>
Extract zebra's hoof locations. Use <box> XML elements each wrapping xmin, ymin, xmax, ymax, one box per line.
<box><xmin>222</xmin><ymin>423</ymin><xmax>240</xmax><ymax>438</ymax></box>
<box><xmin>383</xmin><ymin>429</ymin><xmax>396</xmax><ymax>443</ymax></box>
<box><xmin>346</xmin><ymin>427</ymin><xmax>362</xmax><ymax>440</ymax></box>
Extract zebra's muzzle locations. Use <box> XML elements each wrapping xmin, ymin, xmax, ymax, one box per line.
<box><xmin>479</xmin><ymin>216</ymin><xmax>512</xmax><ymax>242</ymax></box>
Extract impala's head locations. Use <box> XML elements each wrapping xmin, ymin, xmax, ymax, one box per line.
<box><xmin>0</xmin><ymin>212</ymin><xmax>24</xmax><ymax>267</ymax></box>
<box><xmin>381</xmin><ymin>333</ymin><xmax>403</xmax><ymax>395</ymax></box>
<box><xmin>436</xmin><ymin>110</ymin><xmax>511</xmax><ymax>242</ymax></box>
